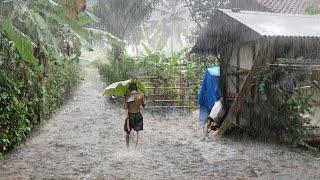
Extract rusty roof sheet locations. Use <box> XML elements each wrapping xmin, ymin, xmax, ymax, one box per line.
<box><xmin>221</xmin><ymin>9</ymin><xmax>320</xmax><ymax>37</ymax></box>
<box><xmin>256</xmin><ymin>0</ymin><xmax>311</xmax><ymax>14</ymax></box>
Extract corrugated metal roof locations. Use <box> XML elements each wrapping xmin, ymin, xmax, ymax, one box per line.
<box><xmin>256</xmin><ymin>0</ymin><xmax>311</xmax><ymax>14</ymax></box>
<box><xmin>221</xmin><ymin>9</ymin><xmax>320</xmax><ymax>37</ymax></box>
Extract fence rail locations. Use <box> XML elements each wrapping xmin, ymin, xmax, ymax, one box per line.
<box><xmin>137</xmin><ymin>75</ymin><xmax>200</xmax><ymax>116</ymax></box>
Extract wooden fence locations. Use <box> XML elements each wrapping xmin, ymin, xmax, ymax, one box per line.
<box><xmin>137</xmin><ymin>75</ymin><xmax>201</xmax><ymax>113</ymax></box>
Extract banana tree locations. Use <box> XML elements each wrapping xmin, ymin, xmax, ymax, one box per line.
<box><xmin>0</xmin><ymin>0</ymin><xmax>124</xmax><ymax>63</ymax></box>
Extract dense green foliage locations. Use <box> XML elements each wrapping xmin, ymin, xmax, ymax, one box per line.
<box><xmin>98</xmin><ymin>49</ymin><xmax>180</xmax><ymax>83</ymax></box>
<box><xmin>98</xmin><ymin>53</ymin><xmax>138</xmax><ymax>83</ymax></box>
<box><xmin>306</xmin><ymin>0</ymin><xmax>320</xmax><ymax>14</ymax></box>
<box><xmin>98</xmin><ymin>47</ymin><xmax>217</xmax><ymax>100</ymax></box>
<box><xmin>0</xmin><ymin>0</ymin><xmax>91</xmax><ymax>158</ymax></box>
<box><xmin>105</xmin><ymin>47</ymin><xmax>213</xmax><ymax>79</ymax></box>
<box><xmin>0</xmin><ymin>32</ymin><xmax>80</xmax><ymax>157</ymax></box>
<box><xmin>251</xmin><ymin>67</ymin><xmax>320</xmax><ymax>146</ymax></box>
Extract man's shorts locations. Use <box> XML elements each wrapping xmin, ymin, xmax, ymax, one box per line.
<box><xmin>124</xmin><ymin>112</ymin><xmax>143</xmax><ymax>133</ymax></box>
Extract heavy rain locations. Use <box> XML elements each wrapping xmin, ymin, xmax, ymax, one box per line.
<box><xmin>0</xmin><ymin>0</ymin><xmax>320</xmax><ymax>179</ymax></box>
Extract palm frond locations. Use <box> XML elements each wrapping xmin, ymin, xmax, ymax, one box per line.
<box><xmin>141</xmin><ymin>41</ymin><xmax>153</xmax><ymax>56</ymax></box>
<box><xmin>85</xmin><ymin>28</ymin><xmax>126</xmax><ymax>47</ymax></box>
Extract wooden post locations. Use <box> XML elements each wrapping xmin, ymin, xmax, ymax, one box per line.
<box><xmin>236</xmin><ymin>44</ymin><xmax>240</xmax><ymax>124</ymax></box>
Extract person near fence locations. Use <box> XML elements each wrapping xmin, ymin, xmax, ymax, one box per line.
<box><xmin>124</xmin><ymin>83</ymin><xmax>146</xmax><ymax>149</ymax></box>
<box><xmin>197</xmin><ymin>67</ymin><xmax>221</xmax><ymax>141</ymax></box>
<box><xmin>201</xmin><ymin>98</ymin><xmax>226</xmax><ymax>141</ymax></box>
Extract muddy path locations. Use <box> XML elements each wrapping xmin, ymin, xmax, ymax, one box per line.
<box><xmin>1</xmin><ymin>59</ymin><xmax>320</xmax><ymax>179</ymax></box>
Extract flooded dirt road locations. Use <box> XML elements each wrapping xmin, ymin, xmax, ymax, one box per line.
<box><xmin>1</xmin><ymin>66</ymin><xmax>320</xmax><ymax>179</ymax></box>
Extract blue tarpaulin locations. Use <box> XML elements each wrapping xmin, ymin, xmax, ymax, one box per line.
<box><xmin>197</xmin><ymin>66</ymin><xmax>221</xmax><ymax>126</ymax></box>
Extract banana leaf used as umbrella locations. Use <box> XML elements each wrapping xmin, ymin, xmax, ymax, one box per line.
<box><xmin>104</xmin><ymin>79</ymin><xmax>147</xmax><ymax>97</ymax></box>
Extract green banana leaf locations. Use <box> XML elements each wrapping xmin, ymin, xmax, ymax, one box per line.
<box><xmin>104</xmin><ymin>79</ymin><xmax>147</xmax><ymax>97</ymax></box>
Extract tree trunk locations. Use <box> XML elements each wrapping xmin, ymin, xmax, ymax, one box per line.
<box><xmin>113</xmin><ymin>45</ymin><xmax>123</xmax><ymax>64</ymax></box>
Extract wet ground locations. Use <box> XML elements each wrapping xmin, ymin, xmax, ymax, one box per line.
<box><xmin>1</xmin><ymin>60</ymin><xmax>320</xmax><ymax>179</ymax></box>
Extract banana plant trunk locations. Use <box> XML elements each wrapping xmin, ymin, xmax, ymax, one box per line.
<box><xmin>113</xmin><ymin>45</ymin><xmax>123</xmax><ymax>64</ymax></box>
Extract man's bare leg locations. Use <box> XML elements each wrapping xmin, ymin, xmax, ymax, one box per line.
<box><xmin>204</xmin><ymin>122</ymin><xmax>209</xmax><ymax>137</ymax></box>
<box><xmin>135</xmin><ymin>131</ymin><xmax>139</xmax><ymax>149</ymax></box>
<box><xmin>201</xmin><ymin>121</ymin><xmax>210</xmax><ymax>141</ymax></box>
<box><xmin>126</xmin><ymin>132</ymin><xmax>130</xmax><ymax>149</ymax></box>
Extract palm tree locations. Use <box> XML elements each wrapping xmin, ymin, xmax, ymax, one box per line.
<box><xmin>93</xmin><ymin>0</ymin><xmax>156</xmax><ymax>61</ymax></box>
<box><xmin>143</xmin><ymin>0</ymin><xmax>193</xmax><ymax>54</ymax></box>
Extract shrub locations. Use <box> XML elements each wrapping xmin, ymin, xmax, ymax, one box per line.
<box><xmin>0</xmin><ymin>32</ymin><xmax>80</xmax><ymax>157</ymax></box>
<box><xmin>98</xmin><ymin>53</ymin><xmax>138</xmax><ymax>83</ymax></box>
<box><xmin>250</xmin><ymin>67</ymin><xmax>320</xmax><ymax>146</ymax></box>
<box><xmin>98</xmin><ymin>50</ymin><xmax>218</xmax><ymax>109</ymax></box>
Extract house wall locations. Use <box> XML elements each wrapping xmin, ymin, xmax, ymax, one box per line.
<box><xmin>227</xmin><ymin>43</ymin><xmax>254</xmax><ymax>95</ymax></box>
<box><xmin>230</xmin><ymin>47</ymin><xmax>238</xmax><ymax>67</ymax></box>
<box><xmin>226</xmin><ymin>43</ymin><xmax>256</xmax><ymax>128</ymax></box>
<box><xmin>229</xmin><ymin>43</ymin><xmax>254</xmax><ymax>69</ymax></box>
<box><xmin>240</xmin><ymin>44</ymin><xmax>254</xmax><ymax>70</ymax></box>
<box><xmin>238</xmin><ymin>44</ymin><xmax>253</xmax><ymax>127</ymax></box>
<box><xmin>228</xmin><ymin>48</ymin><xmax>238</xmax><ymax>94</ymax></box>
<box><xmin>311</xmin><ymin>106</ymin><xmax>320</xmax><ymax>126</ymax></box>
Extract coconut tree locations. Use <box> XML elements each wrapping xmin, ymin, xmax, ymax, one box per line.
<box><xmin>143</xmin><ymin>0</ymin><xmax>193</xmax><ymax>54</ymax></box>
<box><xmin>93</xmin><ymin>0</ymin><xmax>157</xmax><ymax>61</ymax></box>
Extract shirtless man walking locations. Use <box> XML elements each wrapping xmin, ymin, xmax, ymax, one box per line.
<box><xmin>124</xmin><ymin>83</ymin><xmax>145</xmax><ymax>149</ymax></box>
